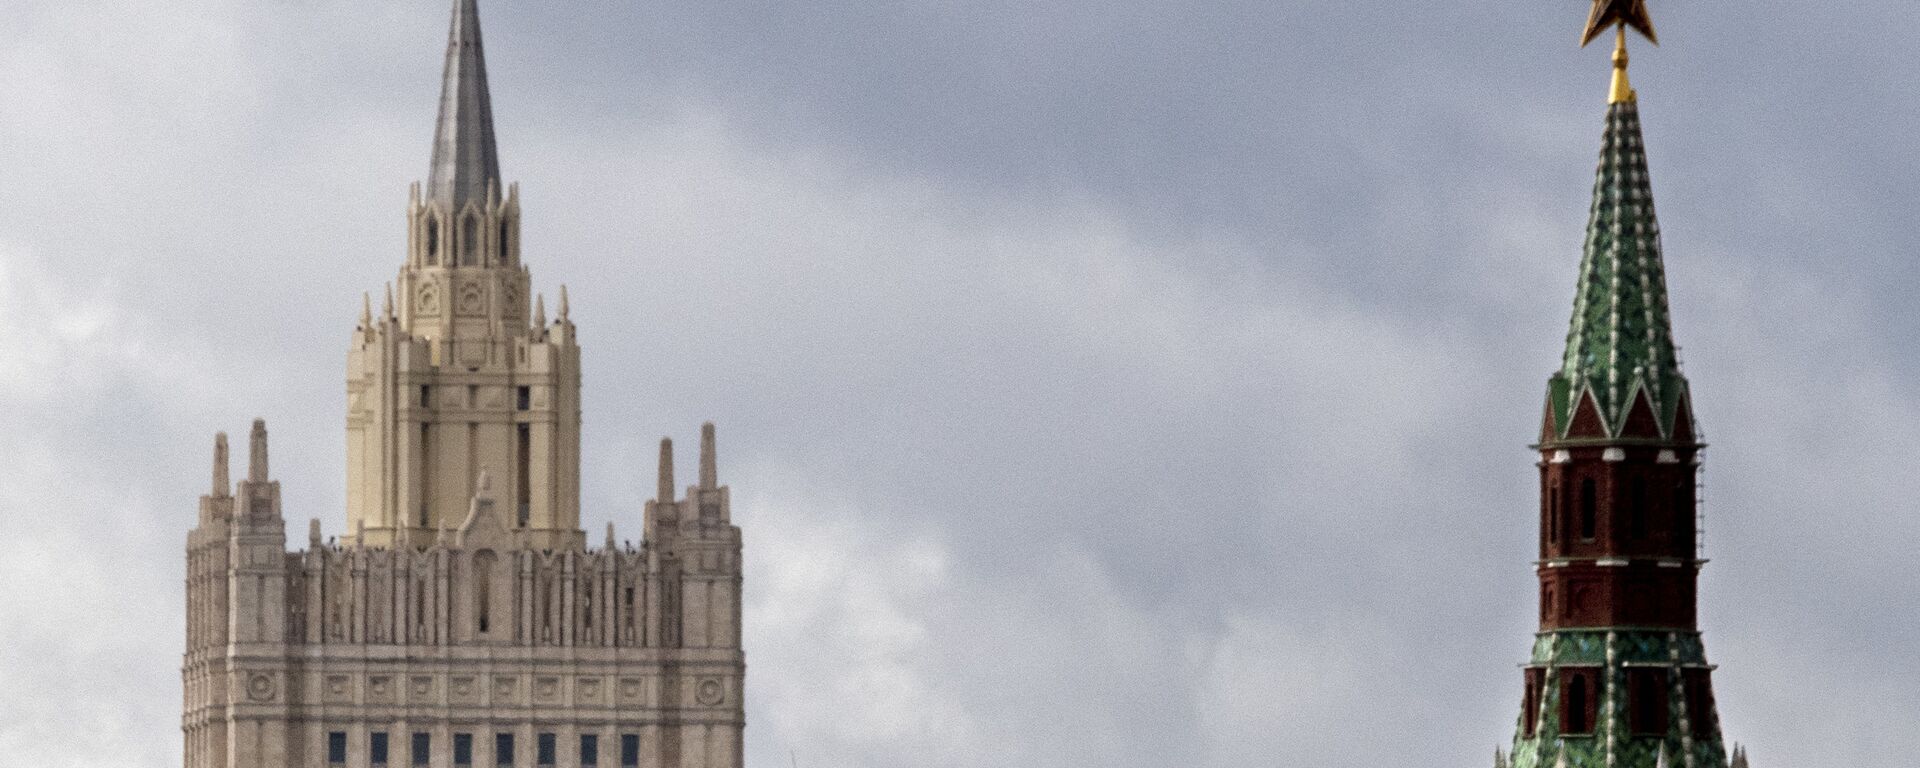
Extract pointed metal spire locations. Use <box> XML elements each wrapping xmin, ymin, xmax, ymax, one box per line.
<box><xmin>427</xmin><ymin>0</ymin><xmax>501</xmax><ymax>211</ymax></box>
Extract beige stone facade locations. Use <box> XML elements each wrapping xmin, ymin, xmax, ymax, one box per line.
<box><xmin>183</xmin><ymin>3</ymin><xmax>745</xmax><ymax>767</ymax></box>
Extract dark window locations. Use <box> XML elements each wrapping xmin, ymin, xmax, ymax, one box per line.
<box><xmin>1579</xmin><ymin>478</ymin><xmax>1598</xmax><ymax>541</ymax></box>
<box><xmin>499</xmin><ymin>218</ymin><xmax>512</xmax><ymax>262</ymax></box>
<box><xmin>496</xmin><ymin>733</ymin><xmax>515</xmax><ymax>766</ymax></box>
<box><xmin>517</xmin><ymin>386</ymin><xmax>530</xmax><ymax>411</ymax></box>
<box><xmin>1673</xmin><ymin>482</ymin><xmax>1691</xmax><ymax>552</ymax></box>
<box><xmin>517</xmin><ymin>423</ymin><xmax>532</xmax><ymax>527</ymax></box>
<box><xmin>461</xmin><ymin>215</ymin><xmax>479</xmax><ymax>266</ymax></box>
<box><xmin>621</xmin><ymin>734</ymin><xmax>640</xmax><ymax>767</ymax></box>
<box><xmin>413</xmin><ymin>733</ymin><xmax>432</xmax><ymax>767</ymax></box>
<box><xmin>426</xmin><ymin>215</ymin><xmax>441</xmax><ymax>264</ymax></box>
<box><xmin>1630</xmin><ymin>477</ymin><xmax>1648</xmax><ymax>540</ymax></box>
<box><xmin>1564</xmin><ymin>670</ymin><xmax>1594</xmax><ymax>734</ymax></box>
<box><xmin>1684</xmin><ymin>669</ymin><xmax>1716</xmax><ymax>737</ymax></box>
<box><xmin>537</xmin><ymin>733</ymin><xmax>556</xmax><ymax>766</ymax></box>
<box><xmin>328</xmin><ymin>732</ymin><xmax>348</xmax><ymax>765</ymax></box>
<box><xmin>421</xmin><ymin>385</ymin><xmax>432</xmax><ymax>408</ymax></box>
<box><xmin>1629</xmin><ymin>668</ymin><xmax>1669</xmax><ymax>734</ymax></box>
<box><xmin>372</xmin><ymin>732</ymin><xmax>389</xmax><ymax>766</ymax></box>
<box><xmin>1548</xmin><ymin>480</ymin><xmax>1562</xmax><ymax>548</ymax></box>
<box><xmin>581</xmin><ymin>734</ymin><xmax>599</xmax><ymax>766</ymax></box>
<box><xmin>1522</xmin><ymin>668</ymin><xmax>1544</xmax><ymax>737</ymax></box>
<box><xmin>454</xmin><ymin>733</ymin><xmax>473</xmax><ymax>766</ymax></box>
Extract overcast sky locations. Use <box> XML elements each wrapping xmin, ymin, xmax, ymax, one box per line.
<box><xmin>3</xmin><ymin>1</ymin><xmax>1917</xmax><ymax>766</ymax></box>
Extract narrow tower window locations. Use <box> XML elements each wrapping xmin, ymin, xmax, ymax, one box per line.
<box><xmin>496</xmin><ymin>733</ymin><xmax>515</xmax><ymax>767</ymax></box>
<box><xmin>517</xmin><ymin>423</ymin><xmax>532</xmax><ymax>527</ymax></box>
<box><xmin>426</xmin><ymin>214</ymin><xmax>441</xmax><ymax>265</ymax></box>
<box><xmin>372</xmin><ymin>732</ymin><xmax>390</xmax><ymax>766</ymax></box>
<box><xmin>1684</xmin><ymin>669</ymin><xmax>1716</xmax><ymax>737</ymax></box>
<box><xmin>473</xmin><ymin>550</ymin><xmax>495</xmax><ymax>634</ymax></box>
<box><xmin>580</xmin><ymin>734</ymin><xmax>599</xmax><ymax>766</ymax></box>
<box><xmin>328</xmin><ymin>732</ymin><xmax>348</xmax><ymax>765</ymax></box>
<box><xmin>461</xmin><ymin>215</ymin><xmax>479</xmax><ymax>266</ymax></box>
<box><xmin>1629</xmin><ymin>668</ymin><xmax>1669</xmax><ymax>733</ymax></box>
<box><xmin>499</xmin><ymin>217</ymin><xmax>512</xmax><ymax>263</ymax></box>
<box><xmin>1522</xmin><ymin>668</ymin><xmax>1544</xmax><ymax>737</ymax></box>
<box><xmin>413</xmin><ymin>733</ymin><xmax>431</xmax><ymax>767</ymax></box>
<box><xmin>454</xmin><ymin>734</ymin><xmax>473</xmax><ymax>767</ymax></box>
<box><xmin>1629</xmin><ymin>476</ymin><xmax>1648</xmax><ymax>540</ymax></box>
<box><xmin>1579</xmin><ymin>477</ymin><xmax>1598</xmax><ymax>541</ymax></box>
<box><xmin>1548</xmin><ymin>480</ymin><xmax>1562</xmax><ymax>549</ymax></box>
<box><xmin>1565</xmin><ymin>672</ymin><xmax>1592</xmax><ymax>733</ymax></box>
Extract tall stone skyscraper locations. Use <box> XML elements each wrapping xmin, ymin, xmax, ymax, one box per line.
<box><xmin>183</xmin><ymin>3</ymin><xmax>747</xmax><ymax>767</ymax></box>
<box><xmin>1500</xmin><ymin>11</ymin><xmax>1736</xmax><ymax>768</ymax></box>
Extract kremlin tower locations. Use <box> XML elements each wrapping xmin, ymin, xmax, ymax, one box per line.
<box><xmin>1500</xmin><ymin>4</ymin><xmax>1741</xmax><ymax>766</ymax></box>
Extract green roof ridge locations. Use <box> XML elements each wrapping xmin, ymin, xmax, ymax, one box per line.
<box><xmin>1553</xmin><ymin>100</ymin><xmax>1687</xmax><ymax>439</ymax></box>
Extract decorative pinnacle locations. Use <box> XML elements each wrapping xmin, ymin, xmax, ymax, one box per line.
<box><xmin>1609</xmin><ymin>26</ymin><xmax>1635</xmax><ymax>104</ymax></box>
<box><xmin>699</xmin><ymin>422</ymin><xmax>718</xmax><ymax>490</ymax></box>
<box><xmin>533</xmin><ymin>293</ymin><xmax>547</xmax><ymax>329</ymax></box>
<box><xmin>361</xmin><ymin>293</ymin><xmax>374</xmax><ymax>328</ymax></box>
<box><xmin>558</xmin><ymin>284</ymin><xmax>570</xmax><ymax>322</ymax></box>
<box><xmin>211</xmin><ymin>432</ymin><xmax>230</xmax><ymax>498</ymax></box>
<box><xmin>247</xmin><ymin>418</ymin><xmax>269</xmax><ymax>483</ymax></box>
<box><xmin>657</xmin><ymin>438</ymin><xmax>675</xmax><ymax>504</ymax></box>
<box><xmin>383</xmin><ymin>284</ymin><xmax>396</xmax><ymax>318</ymax></box>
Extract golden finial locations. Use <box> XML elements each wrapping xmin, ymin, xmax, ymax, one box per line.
<box><xmin>1609</xmin><ymin>27</ymin><xmax>1635</xmax><ymax>104</ymax></box>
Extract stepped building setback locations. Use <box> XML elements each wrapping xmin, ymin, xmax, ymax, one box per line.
<box><xmin>182</xmin><ymin>2</ymin><xmax>747</xmax><ymax>766</ymax></box>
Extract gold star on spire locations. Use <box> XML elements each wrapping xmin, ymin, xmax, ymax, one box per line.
<box><xmin>1581</xmin><ymin>0</ymin><xmax>1657</xmax><ymax>48</ymax></box>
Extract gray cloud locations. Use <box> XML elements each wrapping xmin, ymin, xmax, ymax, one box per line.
<box><xmin>1</xmin><ymin>1</ymin><xmax>1915</xmax><ymax>767</ymax></box>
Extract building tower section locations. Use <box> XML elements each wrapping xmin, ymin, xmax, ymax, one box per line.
<box><xmin>347</xmin><ymin>0</ymin><xmax>581</xmax><ymax>550</ymax></box>
<box><xmin>185</xmin><ymin>2</ymin><xmax>746</xmax><ymax>766</ymax></box>
<box><xmin>1504</xmin><ymin>18</ymin><xmax>1734</xmax><ymax>768</ymax></box>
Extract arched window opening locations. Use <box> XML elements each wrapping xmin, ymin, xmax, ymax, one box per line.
<box><xmin>460</xmin><ymin>215</ymin><xmax>478</xmax><ymax>266</ymax></box>
<box><xmin>1548</xmin><ymin>480</ymin><xmax>1562</xmax><ymax>548</ymax></box>
<box><xmin>1579</xmin><ymin>478</ymin><xmax>1598</xmax><ymax>541</ymax></box>
<box><xmin>498</xmin><ymin>217</ymin><xmax>512</xmax><ymax>263</ymax></box>
<box><xmin>425</xmin><ymin>214</ymin><xmax>441</xmax><ymax>265</ymax></box>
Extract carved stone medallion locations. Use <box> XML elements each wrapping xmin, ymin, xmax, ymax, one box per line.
<box><xmin>696</xmin><ymin>678</ymin><xmax>725</xmax><ymax>706</ymax></box>
<box><xmin>247</xmin><ymin>673</ymin><xmax>275</xmax><ymax>702</ymax></box>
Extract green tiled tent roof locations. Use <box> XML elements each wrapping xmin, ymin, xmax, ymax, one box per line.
<box><xmin>1549</xmin><ymin>99</ymin><xmax>1690</xmax><ymax>440</ymax></box>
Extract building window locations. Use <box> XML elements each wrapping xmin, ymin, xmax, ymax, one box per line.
<box><xmin>517</xmin><ymin>423</ymin><xmax>532</xmax><ymax>527</ymax></box>
<box><xmin>328</xmin><ymin>732</ymin><xmax>348</xmax><ymax>765</ymax></box>
<box><xmin>1563</xmin><ymin>670</ymin><xmax>1596</xmax><ymax>734</ymax></box>
<box><xmin>496</xmin><ymin>733</ymin><xmax>515</xmax><ymax>766</ymax></box>
<box><xmin>1579</xmin><ymin>477</ymin><xmax>1598</xmax><ymax>541</ymax></box>
<box><xmin>461</xmin><ymin>215</ymin><xmax>479</xmax><ymax>266</ymax></box>
<box><xmin>1629</xmin><ymin>668</ymin><xmax>1669</xmax><ymax>734</ymax></box>
<box><xmin>372</xmin><ymin>732</ymin><xmax>390</xmax><ymax>766</ymax></box>
<box><xmin>426</xmin><ymin>214</ymin><xmax>441</xmax><ymax>264</ymax></box>
<box><xmin>454</xmin><ymin>734</ymin><xmax>473</xmax><ymax>766</ymax></box>
<box><xmin>1684</xmin><ymin>669</ymin><xmax>1716</xmax><ymax>737</ymax></box>
<box><xmin>474</xmin><ymin>550</ymin><xmax>496</xmax><ymax>634</ymax></box>
<box><xmin>499</xmin><ymin>218</ymin><xmax>512</xmax><ymax>263</ymax></box>
<box><xmin>580</xmin><ymin>734</ymin><xmax>599</xmax><ymax>766</ymax></box>
<box><xmin>517</xmin><ymin>386</ymin><xmax>530</xmax><ymax>411</ymax></box>
<box><xmin>537</xmin><ymin>733</ymin><xmax>556</xmax><ymax>766</ymax></box>
<box><xmin>1629</xmin><ymin>477</ymin><xmax>1648</xmax><ymax>540</ymax></box>
<box><xmin>413</xmin><ymin>733</ymin><xmax>432</xmax><ymax>767</ymax></box>
<box><xmin>1548</xmin><ymin>480</ymin><xmax>1562</xmax><ymax>548</ymax></box>
<box><xmin>1522</xmin><ymin>668</ymin><xmax>1544</xmax><ymax>737</ymax></box>
<box><xmin>620</xmin><ymin>735</ymin><xmax>639</xmax><ymax>767</ymax></box>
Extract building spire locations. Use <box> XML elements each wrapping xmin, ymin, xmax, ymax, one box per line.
<box><xmin>427</xmin><ymin>0</ymin><xmax>501</xmax><ymax>211</ymax></box>
<box><xmin>657</xmin><ymin>437</ymin><xmax>675</xmax><ymax>504</ymax></box>
<box><xmin>1548</xmin><ymin>51</ymin><xmax>1688</xmax><ymax>441</ymax></box>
